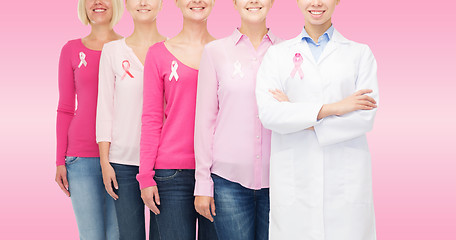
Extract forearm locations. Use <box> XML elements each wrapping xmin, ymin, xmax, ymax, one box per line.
<box><xmin>317</xmin><ymin>103</ymin><xmax>339</xmax><ymax>120</ymax></box>
<box><xmin>98</xmin><ymin>142</ymin><xmax>111</xmax><ymax>167</ymax></box>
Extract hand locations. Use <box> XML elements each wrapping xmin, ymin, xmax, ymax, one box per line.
<box><xmin>269</xmin><ymin>89</ymin><xmax>290</xmax><ymax>102</ymax></box>
<box><xmin>55</xmin><ymin>165</ymin><xmax>70</xmax><ymax>197</ymax></box>
<box><xmin>333</xmin><ymin>89</ymin><xmax>377</xmax><ymax>115</ymax></box>
<box><xmin>141</xmin><ymin>186</ymin><xmax>160</xmax><ymax>215</ymax></box>
<box><xmin>195</xmin><ymin>196</ymin><xmax>216</xmax><ymax>222</ymax></box>
<box><xmin>101</xmin><ymin>163</ymin><xmax>119</xmax><ymax>200</ymax></box>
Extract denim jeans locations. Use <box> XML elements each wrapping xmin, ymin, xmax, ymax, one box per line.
<box><xmin>111</xmin><ymin>163</ymin><xmax>160</xmax><ymax>240</ymax></box>
<box><xmin>153</xmin><ymin>169</ymin><xmax>218</xmax><ymax>240</ymax></box>
<box><xmin>212</xmin><ymin>174</ymin><xmax>270</xmax><ymax>240</ymax></box>
<box><xmin>66</xmin><ymin>156</ymin><xmax>119</xmax><ymax>240</ymax></box>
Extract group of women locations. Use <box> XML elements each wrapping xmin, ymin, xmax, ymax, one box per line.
<box><xmin>55</xmin><ymin>0</ymin><xmax>379</xmax><ymax>239</ymax></box>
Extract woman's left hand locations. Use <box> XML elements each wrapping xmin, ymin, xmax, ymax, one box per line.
<box><xmin>269</xmin><ymin>89</ymin><xmax>290</xmax><ymax>102</ymax></box>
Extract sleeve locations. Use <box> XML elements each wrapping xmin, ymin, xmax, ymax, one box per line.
<box><xmin>137</xmin><ymin>47</ymin><xmax>163</xmax><ymax>189</ymax></box>
<box><xmin>194</xmin><ymin>47</ymin><xmax>218</xmax><ymax>197</ymax></box>
<box><xmin>314</xmin><ymin>45</ymin><xmax>379</xmax><ymax>146</ymax></box>
<box><xmin>255</xmin><ymin>46</ymin><xmax>323</xmax><ymax>135</ymax></box>
<box><xmin>56</xmin><ymin>42</ymin><xmax>75</xmax><ymax>166</ymax></box>
<box><xmin>96</xmin><ymin>44</ymin><xmax>115</xmax><ymax>143</ymax></box>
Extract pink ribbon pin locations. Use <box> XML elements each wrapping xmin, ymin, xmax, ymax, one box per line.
<box><xmin>290</xmin><ymin>53</ymin><xmax>304</xmax><ymax>80</ymax></box>
<box><xmin>121</xmin><ymin>60</ymin><xmax>134</xmax><ymax>80</ymax></box>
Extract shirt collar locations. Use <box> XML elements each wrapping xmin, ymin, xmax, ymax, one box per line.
<box><xmin>230</xmin><ymin>28</ymin><xmax>279</xmax><ymax>45</ymax></box>
<box><xmin>301</xmin><ymin>25</ymin><xmax>335</xmax><ymax>43</ymax></box>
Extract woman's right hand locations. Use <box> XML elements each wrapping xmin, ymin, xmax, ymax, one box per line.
<box><xmin>141</xmin><ymin>186</ymin><xmax>161</xmax><ymax>215</ymax></box>
<box><xmin>195</xmin><ymin>196</ymin><xmax>216</xmax><ymax>222</ymax></box>
<box><xmin>319</xmin><ymin>89</ymin><xmax>377</xmax><ymax>120</ymax></box>
<box><xmin>333</xmin><ymin>89</ymin><xmax>377</xmax><ymax>115</ymax></box>
<box><xmin>55</xmin><ymin>165</ymin><xmax>70</xmax><ymax>197</ymax></box>
<box><xmin>101</xmin><ymin>163</ymin><xmax>119</xmax><ymax>200</ymax></box>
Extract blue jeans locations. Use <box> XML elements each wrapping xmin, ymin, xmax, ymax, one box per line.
<box><xmin>66</xmin><ymin>157</ymin><xmax>119</xmax><ymax>240</ymax></box>
<box><xmin>212</xmin><ymin>174</ymin><xmax>270</xmax><ymax>240</ymax></box>
<box><xmin>111</xmin><ymin>163</ymin><xmax>160</xmax><ymax>240</ymax></box>
<box><xmin>154</xmin><ymin>169</ymin><xmax>218</xmax><ymax>240</ymax></box>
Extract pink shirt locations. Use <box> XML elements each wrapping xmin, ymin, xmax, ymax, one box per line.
<box><xmin>56</xmin><ymin>39</ymin><xmax>101</xmax><ymax>166</ymax></box>
<box><xmin>137</xmin><ymin>42</ymin><xmax>199</xmax><ymax>189</ymax></box>
<box><xmin>194</xmin><ymin>30</ymin><xmax>282</xmax><ymax>197</ymax></box>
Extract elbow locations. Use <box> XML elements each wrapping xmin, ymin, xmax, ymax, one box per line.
<box><xmin>57</xmin><ymin>108</ymin><xmax>74</xmax><ymax>116</ymax></box>
<box><xmin>259</xmin><ymin>114</ymin><xmax>292</xmax><ymax>135</ymax></box>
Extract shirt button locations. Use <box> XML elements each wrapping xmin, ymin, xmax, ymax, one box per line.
<box><xmin>253</xmin><ymin>57</ymin><xmax>258</xmax><ymax>61</ymax></box>
<box><xmin>256</xmin><ymin>136</ymin><xmax>260</xmax><ymax>139</ymax></box>
<box><xmin>256</xmin><ymin>155</ymin><xmax>260</xmax><ymax>159</ymax></box>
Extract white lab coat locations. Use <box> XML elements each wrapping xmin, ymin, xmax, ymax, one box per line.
<box><xmin>256</xmin><ymin>30</ymin><xmax>378</xmax><ymax>240</ymax></box>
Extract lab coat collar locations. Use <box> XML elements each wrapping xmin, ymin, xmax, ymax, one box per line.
<box><xmin>301</xmin><ymin>25</ymin><xmax>335</xmax><ymax>43</ymax></box>
<box><xmin>331</xmin><ymin>29</ymin><xmax>350</xmax><ymax>44</ymax></box>
<box><xmin>291</xmin><ymin>28</ymin><xmax>349</xmax><ymax>45</ymax></box>
<box><xmin>290</xmin><ymin>28</ymin><xmax>350</xmax><ymax>64</ymax></box>
<box><xmin>231</xmin><ymin>28</ymin><xmax>279</xmax><ymax>45</ymax></box>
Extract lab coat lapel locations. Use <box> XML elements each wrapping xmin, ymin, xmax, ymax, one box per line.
<box><xmin>290</xmin><ymin>34</ymin><xmax>316</xmax><ymax>65</ymax></box>
<box><xmin>317</xmin><ymin>30</ymin><xmax>349</xmax><ymax>64</ymax></box>
<box><xmin>300</xmin><ymin>42</ymin><xmax>316</xmax><ymax>65</ymax></box>
<box><xmin>317</xmin><ymin>40</ymin><xmax>337</xmax><ymax>64</ymax></box>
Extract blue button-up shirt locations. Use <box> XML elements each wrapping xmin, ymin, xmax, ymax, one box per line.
<box><xmin>301</xmin><ymin>25</ymin><xmax>334</xmax><ymax>61</ymax></box>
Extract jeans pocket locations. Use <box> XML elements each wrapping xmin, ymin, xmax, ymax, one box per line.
<box><xmin>65</xmin><ymin>156</ymin><xmax>79</xmax><ymax>165</ymax></box>
<box><xmin>154</xmin><ymin>169</ymin><xmax>179</xmax><ymax>181</ymax></box>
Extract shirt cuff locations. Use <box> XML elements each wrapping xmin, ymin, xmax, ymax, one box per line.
<box><xmin>56</xmin><ymin>155</ymin><xmax>66</xmax><ymax>166</ymax></box>
<box><xmin>194</xmin><ymin>179</ymin><xmax>214</xmax><ymax>197</ymax></box>
<box><xmin>136</xmin><ymin>172</ymin><xmax>157</xmax><ymax>190</ymax></box>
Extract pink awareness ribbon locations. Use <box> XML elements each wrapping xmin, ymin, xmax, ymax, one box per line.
<box><xmin>169</xmin><ymin>60</ymin><xmax>179</xmax><ymax>81</ymax></box>
<box><xmin>78</xmin><ymin>52</ymin><xmax>87</xmax><ymax>68</ymax></box>
<box><xmin>121</xmin><ymin>60</ymin><xmax>134</xmax><ymax>80</ymax></box>
<box><xmin>290</xmin><ymin>53</ymin><xmax>304</xmax><ymax>80</ymax></box>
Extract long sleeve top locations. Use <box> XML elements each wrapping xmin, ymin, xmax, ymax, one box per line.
<box><xmin>194</xmin><ymin>29</ymin><xmax>282</xmax><ymax>197</ymax></box>
<box><xmin>96</xmin><ymin>38</ymin><xmax>149</xmax><ymax>166</ymax></box>
<box><xmin>137</xmin><ymin>42</ymin><xmax>199</xmax><ymax>189</ymax></box>
<box><xmin>56</xmin><ymin>39</ymin><xmax>101</xmax><ymax>166</ymax></box>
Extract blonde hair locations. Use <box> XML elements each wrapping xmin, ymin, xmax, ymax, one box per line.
<box><xmin>77</xmin><ymin>0</ymin><xmax>124</xmax><ymax>28</ymax></box>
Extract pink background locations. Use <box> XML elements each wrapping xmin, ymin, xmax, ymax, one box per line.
<box><xmin>1</xmin><ymin>0</ymin><xmax>455</xmax><ymax>239</ymax></box>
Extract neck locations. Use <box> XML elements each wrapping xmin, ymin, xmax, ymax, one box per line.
<box><xmin>128</xmin><ymin>20</ymin><xmax>162</xmax><ymax>46</ymax></box>
<box><xmin>177</xmin><ymin>18</ymin><xmax>212</xmax><ymax>44</ymax></box>
<box><xmin>87</xmin><ymin>23</ymin><xmax>117</xmax><ymax>42</ymax></box>
<box><xmin>304</xmin><ymin>20</ymin><xmax>332</xmax><ymax>43</ymax></box>
<box><xmin>239</xmin><ymin>21</ymin><xmax>268</xmax><ymax>48</ymax></box>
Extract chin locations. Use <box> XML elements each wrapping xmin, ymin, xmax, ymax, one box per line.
<box><xmin>189</xmin><ymin>15</ymin><xmax>210</xmax><ymax>22</ymax></box>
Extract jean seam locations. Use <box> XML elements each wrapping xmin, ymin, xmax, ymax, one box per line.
<box><xmin>154</xmin><ymin>170</ymin><xmax>179</xmax><ymax>181</ymax></box>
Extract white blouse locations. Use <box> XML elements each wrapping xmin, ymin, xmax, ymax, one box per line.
<box><xmin>96</xmin><ymin>38</ymin><xmax>146</xmax><ymax>166</ymax></box>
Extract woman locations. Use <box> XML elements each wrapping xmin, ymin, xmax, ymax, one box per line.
<box><xmin>194</xmin><ymin>0</ymin><xmax>280</xmax><ymax>239</ymax></box>
<box><xmin>256</xmin><ymin>0</ymin><xmax>378</xmax><ymax>239</ymax></box>
<box><xmin>96</xmin><ymin>0</ymin><xmax>166</xmax><ymax>239</ymax></box>
<box><xmin>54</xmin><ymin>0</ymin><xmax>123</xmax><ymax>239</ymax></box>
<box><xmin>137</xmin><ymin>0</ymin><xmax>218</xmax><ymax>239</ymax></box>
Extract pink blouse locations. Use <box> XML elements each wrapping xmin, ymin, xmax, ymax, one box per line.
<box><xmin>194</xmin><ymin>30</ymin><xmax>282</xmax><ymax>197</ymax></box>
